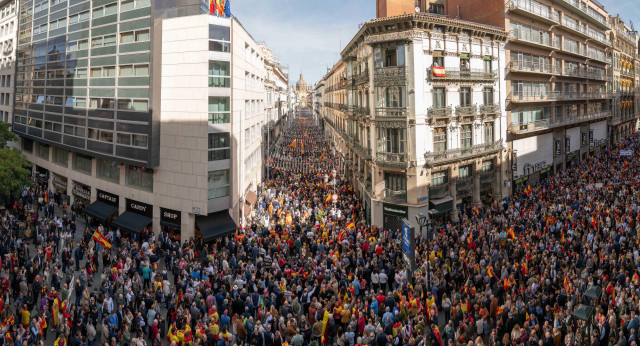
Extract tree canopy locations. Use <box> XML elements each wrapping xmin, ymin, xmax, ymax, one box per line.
<box><xmin>0</xmin><ymin>122</ymin><xmax>32</xmax><ymax>201</ymax></box>
<box><xmin>0</xmin><ymin>122</ymin><xmax>17</xmax><ymax>149</ymax></box>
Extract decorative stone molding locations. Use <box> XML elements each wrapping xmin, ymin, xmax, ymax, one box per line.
<box><xmin>365</xmin><ymin>30</ymin><xmax>424</xmax><ymax>44</ymax></box>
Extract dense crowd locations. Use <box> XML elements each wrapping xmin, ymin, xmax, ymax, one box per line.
<box><xmin>0</xmin><ymin>111</ymin><xmax>639</xmax><ymax>346</ymax></box>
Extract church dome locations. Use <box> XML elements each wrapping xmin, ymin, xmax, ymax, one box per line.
<box><xmin>296</xmin><ymin>73</ymin><xmax>307</xmax><ymax>91</ymax></box>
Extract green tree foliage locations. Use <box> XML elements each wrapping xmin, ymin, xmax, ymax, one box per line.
<box><xmin>0</xmin><ymin>147</ymin><xmax>32</xmax><ymax>200</ymax></box>
<box><xmin>0</xmin><ymin>122</ymin><xmax>17</xmax><ymax>148</ymax></box>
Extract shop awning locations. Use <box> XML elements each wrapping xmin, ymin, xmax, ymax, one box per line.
<box><xmin>483</xmin><ymin>56</ymin><xmax>492</xmax><ymax>61</ymax></box>
<box><xmin>112</xmin><ymin>211</ymin><xmax>152</xmax><ymax>234</ymax></box>
<box><xmin>429</xmin><ymin>195</ymin><xmax>454</xmax><ymax>213</ymax></box>
<box><xmin>460</xmin><ymin>53</ymin><xmax>469</xmax><ymax>59</ymax></box>
<box><xmin>245</xmin><ymin>190</ymin><xmax>258</xmax><ymax>205</ymax></box>
<box><xmin>432</xmin><ymin>50</ymin><xmax>444</xmax><ymax>57</ymax></box>
<box><xmin>83</xmin><ymin>201</ymin><xmax>118</xmax><ymax>221</ymax></box>
<box><xmin>196</xmin><ymin>211</ymin><xmax>237</xmax><ymax>242</ymax></box>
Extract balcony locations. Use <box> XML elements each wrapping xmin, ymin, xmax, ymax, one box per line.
<box><xmin>509</xmin><ymin>0</ymin><xmax>559</xmax><ymax>24</ymax></box>
<box><xmin>429</xmin><ymin>67</ymin><xmax>497</xmax><ymax>82</ymax></box>
<box><xmin>429</xmin><ymin>183</ymin><xmax>450</xmax><ymax>199</ymax></box>
<box><xmin>354</xmin><ymin>143</ymin><xmax>372</xmax><ymax>160</ymax></box>
<box><xmin>355</xmin><ymin>72</ymin><xmax>369</xmax><ymax>85</ymax></box>
<box><xmin>427</xmin><ymin>106</ymin><xmax>453</xmax><ymax>118</ymax></box>
<box><xmin>562</xmin><ymin>67</ymin><xmax>607</xmax><ymax>80</ymax></box>
<box><xmin>354</xmin><ymin>106</ymin><xmax>371</xmax><ymax>117</ymax></box>
<box><xmin>375</xmin><ymin>107</ymin><xmax>407</xmax><ymax>118</ymax></box>
<box><xmin>480</xmin><ymin>170</ymin><xmax>495</xmax><ymax>184</ymax></box>
<box><xmin>376</xmin><ymin>151</ymin><xmax>408</xmax><ymax>167</ymax></box>
<box><xmin>508</xmin><ymin>91</ymin><xmax>559</xmax><ymax>102</ymax></box>
<box><xmin>510</xmin><ymin>110</ymin><xmax>612</xmax><ymax>134</ymax></box>
<box><xmin>617</xmin><ymin>28</ymin><xmax>636</xmax><ymax>44</ymax></box>
<box><xmin>424</xmin><ymin>140</ymin><xmax>504</xmax><ymax>166</ymax></box>
<box><xmin>374</xmin><ymin>66</ymin><xmax>407</xmax><ymax>82</ymax></box>
<box><xmin>479</xmin><ymin>104</ymin><xmax>500</xmax><ymax>114</ymax></box>
<box><xmin>561</xmin><ymin>44</ymin><xmax>587</xmax><ymax>59</ymax></box>
<box><xmin>508</xmin><ymin>61</ymin><xmax>561</xmax><ymax>75</ymax></box>
<box><xmin>384</xmin><ymin>188</ymin><xmax>407</xmax><ymax>203</ymax></box>
<box><xmin>510</xmin><ymin>29</ymin><xmax>558</xmax><ymax>49</ymax></box>
<box><xmin>555</xmin><ymin>0</ymin><xmax>609</xmax><ymax>30</ymax></box>
<box><xmin>560</xmin><ymin>18</ymin><xmax>589</xmax><ymax>39</ymax></box>
<box><xmin>456</xmin><ymin>177</ymin><xmax>474</xmax><ymax>191</ymax></box>
<box><xmin>455</xmin><ymin>105</ymin><xmax>477</xmax><ymax>116</ymax></box>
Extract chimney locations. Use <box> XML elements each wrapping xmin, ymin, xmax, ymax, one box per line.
<box><xmin>376</xmin><ymin>0</ymin><xmax>416</xmax><ymax>19</ymax></box>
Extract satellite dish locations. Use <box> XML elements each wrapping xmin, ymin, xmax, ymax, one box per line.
<box><xmin>415</xmin><ymin>6</ymin><xmax>420</xmax><ymax>13</ymax></box>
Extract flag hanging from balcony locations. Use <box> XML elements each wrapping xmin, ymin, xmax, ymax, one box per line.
<box><xmin>432</xmin><ymin>66</ymin><xmax>446</xmax><ymax>77</ymax></box>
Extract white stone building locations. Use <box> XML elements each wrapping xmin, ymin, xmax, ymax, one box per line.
<box><xmin>0</xmin><ymin>0</ymin><xmax>16</xmax><ymax>124</ymax></box>
<box><xmin>320</xmin><ymin>13</ymin><xmax>508</xmax><ymax>229</ymax></box>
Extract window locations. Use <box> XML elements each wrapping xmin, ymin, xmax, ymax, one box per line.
<box><xmin>209</xmin><ymin>97</ymin><xmax>230</xmax><ymax>124</ymax></box>
<box><xmin>483</xmin><ymin>87</ymin><xmax>494</xmax><ymax>105</ymax></box>
<box><xmin>117</xmin><ymin>99</ymin><xmax>148</xmax><ymax>112</ymax></box>
<box><xmin>99</xmin><ymin>130</ymin><xmax>113</xmax><ymax>143</ymax></box>
<box><xmin>92</xmin><ymin>35</ymin><xmax>117</xmax><ymax>48</ymax></box>
<box><xmin>460</xmin><ymin>87</ymin><xmax>471</xmax><ymax>106</ymax></box>
<box><xmin>433</xmin><ymin>127</ymin><xmax>446</xmax><ymax>152</ymax></box>
<box><xmin>375</xmin><ymin>86</ymin><xmax>405</xmax><ymax>108</ymax></box>
<box><xmin>384</xmin><ymin>172</ymin><xmax>406</xmax><ymax>196</ymax></box>
<box><xmin>73</xmin><ymin>153</ymin><xmax>93</xmax><ymax>174</ymax></box>
<box><xmin>69</xmin><ymin>11</ymin><xmax>90</xmax><ymax>24</ymax></box>
<box><xmin>120</xmin><ymin>29</ymin><xmax>149</xmax><ymax>44</ymax></box>
<box><xmin>208</xmin><ymin>61</ymin><xmax>230</xmax><ymax>88</ymax></box>
<box><xmin>377</xmin><ymin>128</ymin><xmax>406</xmax><ymax>153</ymax></box>
<box><xmin>93</xmin><ymin>3</ymin><xmax>118</xmax><ymax>18</ymax></box>
<box><xmin>49</xmin><ymin>18</ymin><xmax>66</xmax><ymax>30</ymax></box>
<box><xmin>431</xmin><ymin>171</ymin><xmax>448</xmax><ymax>186</ymax></box>
<box><xmin>36</xmin><ymin>143</ymin><xmax>49</xmax><ymax>159</ymax></box>
<box><xmin>120</xmin><ymin>32</ymin><xmax>134</xmax><ymax>44</ymax></box>
<box><xmin>482</xmin><ymin>160</ymin><xmax>494</xmax><ymax>172</ymax></box>
<box><xmin>53</xmin><ymin>147</ymin><xmax>68</xmax><ymax>166</ymax></box>
<box><xmin>460</xmin><ymin>124</ymin><xmax>472</xmax><ymax>149</ymax></box>
<box><xmin>117</xmin><ymin>133</ymin><xmax>131</xmax><ymax>145</ymax></box>
<box><xmin>121</xmin><ymin>0</ymin><xmax>150</xmax><ymax>12</ymax></box>
<box><xmin>74</xmin><ymin>68</ymin><xmax>87</xmax><ymax>78</ymax></box>
<box><xmin>208</xmin><ymin>133</ymin><xmax>231</xmax><ymax>161</ymax></box>
<box><xmin>126</xmin><ymin>165</ymin><xmax>153</xmax><ymax>191</ymax></box>
<box><xmin>89</xmin><ymin>98</ymin><xmax>114</xmax><ymax>109</ymax></box>
<box><xmin>208</xmin><ymin>169</ymin><xmax>230</xmax><ymax>199</ymax></box>
<box><xmin>117</xmin><ymin>133</ymin><xmax>147</xmax><ymax>148</ymax></box>
<box><xmin>97</xmin><ymin>158</ymin><xmax>120</xmax><ymax>183</ymax></box>
<box><xmin>459</xmin><ymin>165</ymin><xmax>472</xmax><ymax>179</ymax></box>
<box><xmin>433</xmin><ymin>87</ymin><xmax>446</xmax><ymax>108</ymax></box>
<box><xmin>484</xmin><ymin>122</ymin><xmax>494</xmax><ymax>144</ymax></box>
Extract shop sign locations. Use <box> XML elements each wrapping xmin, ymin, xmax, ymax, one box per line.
<box><xmin>383</xmin><ymin>203</ymin><xmax>408</xmax><ymax>217</ymax></box>
<box><xmin>52</xmin><ymin>174</ymin><xmax>67</xmax><ymax>192</ymax></box>
<box><xmin>565</xmin><ymin>138</ymin><xmax>571</xmax><ymax>153</ymax></box>
<box><xmin>555</xmin><ymin>140</ymin><xmax>562</xmax><ymax>156</ymax></box>
<box><xmin>97</xmin><ymin>189</ymin><xmax>118</xmax><ymax>206</ymax></box>
<box><xmin>589</xmin><ymin>130</ymin><xmax>594</xmax><ymax>147</ymax></box>
<box><xmin>160</xmin><ymin>207</ymin><xmax>181</xmax><ymax>226</ymax></box>
<box><xmin>72</xmin><ymin>182</ymin><xmax>91</xmax><ymax>200</ymax></box>
<box><xmin>127</xmin><ymin>199</ymin><xmax>153</xmax><ymax>218</ymax></box>
<box><xmin>522</xmin><ymin>161</ymin><xmax>548</xmax><ymax>176</ymax></box>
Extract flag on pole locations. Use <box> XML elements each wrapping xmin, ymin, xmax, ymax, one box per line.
<box><xmin>289</xmin><ymin>139</ymin><xmax>297</xmax><ymax>147</ymax></box>
<box><xmin>224</xmin><ymin>0</ymin><xmax>231</xmax><ymax>17</ymax></box>
<box><xmin>320</xmin><ymin>310</ymin><xmax>330</xmax><ymax>344</ymax></box>
<box><xmin>564</xmin><ymin>276</ymin><xmax>570</xmax><ymax>293</ymax></box>
<box><xmin>325</xmin><ymin>194</ymin><xmax>331</xmax><ymax>204</ymax></box>
<box><xmin>92</xmin><ymin>230</ymin><xmax>112</xmax><ymax>249</ymax></box>
<box><xmin>209</xmin><ymin>0</ymin><xmax>215</xmax><ymax>14</ymax></box>
<box><xmin>472</xmin><ymin>205</ymin><xmax>479</xmax><ymax>216</ymax></box>
<box><xmin>346</xmin><ymin>221</ymin><xmax>355</xmax><ymax>229</ymax></box>
<box><xmin>486</xmin><ymin>266</ymin><xmax>494</xmax><ymax>278</ymax></box>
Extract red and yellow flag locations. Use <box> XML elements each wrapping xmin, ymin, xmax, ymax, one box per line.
<box><xmin>346</xmin><ymin>221</ymin><xmax>355</xmax><ymax>229</ymax></box>
<box><xmin>472</xmin><ymin>205</ymin><xmax>479</xmax><ymax>216</ymax></box>
<box><xmin>564</xmin><ymin>276</ymin><xmax>570</xmax><ymax>293</ymax></box>
<box><xmin>289</xmin><ymin>139</ymin><xmax>297</xmax><ymax>148</ymax></box>
<box><xmin>486</xmin><ymin>266</ymin><xmax>494</xmax><ymax>278</ymax></box>
<box><xmin>325</xmin><ymin>194</ymin><xmax>332</xmax><ymax>204</ymax></box>
<box><xmin>92</xmin><ymin>230</ymin><xmax>112</xmax><ymax>249</ymax></box>
<box><xmin>320</xmin><ymin>310</ymin><xmax>330</xmax><ymax>344</ymax></box>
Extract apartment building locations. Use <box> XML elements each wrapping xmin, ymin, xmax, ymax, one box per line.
<box><xmin>320</xmin><ymin>11</ymin><xmax>508</xmax><ymax>228</ymax></box>
<box><xmin>447</xmin><ymin>0</ymin><xmax>613</xmax><ymax>191</ymax></box>
<box><xmin>609</xmin><ymin>16</ymin><xmax>639</xmax><ymax>141</ymax></box>
<box><xmin>13</xmin><ymin>0</ymin><xmax>272</xmax><ymax>242</ymax></box>
<box><xmin>260</xmin><ymin>43</ymin><xmax>289</xmax><ymax>153</ymax></box>
<box><xmin>0</xmin><ymin>0</ymin><xmax>16</xmax><ymax>124</ymax></box>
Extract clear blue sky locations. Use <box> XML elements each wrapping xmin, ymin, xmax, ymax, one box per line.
<box><xmin>232</xmin><ymin>0</ymin><xmax>375</xmax><ymax>86</ymax></box>
<box><xmin>231</xmin><ymin>0</ymin><xmax>640</xmax><ymax>86</ymax></box>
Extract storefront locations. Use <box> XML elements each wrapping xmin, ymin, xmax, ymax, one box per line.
<box><xmin>382</xmin><ymin>203</ymin><xmax>408</xmax><ymax>234</ymax></box>
<box><xmin>71</xmin><ymin>181</ymin><xmax>91</xmax><ymax>209</ymax></box>
<box><xmin>51</xmin><ymin>173</ymin><xmax>70</xmax><ymax>205</ymax></box>
<box><xmin>84</xmin><ymin>189</ymin><xmax>119</xmax><ymax>226</ymax></box>
<box><xmin>160</xmin><ymin>207</ymin><xmax>181</xmax><ymax>241</ymax></box>
<box><xmin>34</xmin><ymin>165</ymin><xmax>49</xmax><ymax>187</ymax></box>
<box><xmin>112</xmin><ymin>199</ymin><xmax>153</xmax><ymax>235</ymax></box>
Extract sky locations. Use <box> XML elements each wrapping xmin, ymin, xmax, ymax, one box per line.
<box><xmin>232</xmin><ymin>0</ymin><xmax>375</xmax><ymax>86</ymax></box>
<box><xmin>230</xmin><ymin>0</ymin><xmax>640</xmax><ymax>87</ymax></box>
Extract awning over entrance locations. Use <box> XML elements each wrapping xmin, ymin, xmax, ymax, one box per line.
<box><xmin>196</xmin><ymin>211</ymin><xmax>237</xmax><ymax>242</ymax></box>
<box><xmin>429</xmin><ymin>195</ymin><xmax>454</xmax><ymax>213</ymax></box>
<box><xmin>245</xmin><ymin>190</ymin><xmax>258</xmax><ymax>205</ymax></box>
<box><xmin>112</xmin><ymin>211</ymin><xmax>152</xmax><ymax>233</ymax></box>
<box><xmin>83</xmin><ymin>201</ymin><xmax>118</xmax><ymax>221</ymax></box>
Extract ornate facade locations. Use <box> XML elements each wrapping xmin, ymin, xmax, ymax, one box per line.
<box><xmin>319</xmin><ymin>13</ymin><xmax>508</xmax><ymax>229</ymax></box>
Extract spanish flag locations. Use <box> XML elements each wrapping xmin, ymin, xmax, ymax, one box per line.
<box><xmin>289</xmin><ymin>139</ymin><xmax>297</xmax><ymax>148</ymax></box>
<box><xmin>301</xmin><ymin>140</ymin><xmax>304</xmax><ymax>154</ymax></box>
<box><xmin>44</xmin><ymin>191</ymin><xmax>48</xmax><ymax>203</ymax></box>
<box><xmin>432</xmin><ymin>66</ymin><xmax>446</xmax><ymax>77</ymax></box>
<box><xmin>561</xmin><ymin>230</ymin><xmax>565</xmax><ymax>243</ymax></box>
<box><xmin>209</xmin><ymin>0</ymin><xmax>216</xmax><ymax>15</ymax></box>
<box><xmin>526</xmin><ymin>311</ymin><xmax>531</xmax><ymax>321</ymax></box>
<box><xmin>564</xmin><ymin>276</ymin><xmax>570</xmax><ymax>293</ymax></box>
<box><xmin>472</xmin><ymin>205</ymin><xmax>479</xmax><ymax>216</ymax></box>
<box><xmin>486</xmin><ymin>266</ymin><xmax>494</xmax><ymax>278</ymax></box>
<box><xmin>325</xmin><ymin>194</ymin><xmax>332</xmax><ymax>204</ymax></box>
<box><xmin>92</xmin><ymin>230</ymin><xmax>112</xmax><ymax>249</ymax></box>
<box><xmin>346</xmin><ymin>221</ymin><xmax>355</xmax><ymax>229</ymax></box>
<box><xmin>320</xmin><ymin>310</ymin><xmax>330</xmax><ymax>344</ymax></box>
<box><xmin>496</xmin><ymin>306</ymin><xmax>504</xmax><ymax>316</ymax></box>
<box><xmin>54</xmin><ymin>337</ymin><xmax>66</xmax><ymax>346</ymax></box>
<box><xmin>507</xmin><ymin>226</ymin><xmax>516</xmax><ymax>239</ymax></box>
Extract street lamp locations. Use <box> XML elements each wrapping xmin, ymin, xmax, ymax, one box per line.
<box><xmin>416</xmin><ymin>211</ymin><xmax>435</xmax><ymax>291</ymax></box>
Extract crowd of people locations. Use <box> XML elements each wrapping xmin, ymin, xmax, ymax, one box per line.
<box><xmin>0</xmin><ymin>110</ymin><xmax>639</xmax><ymax>346</ymax></box>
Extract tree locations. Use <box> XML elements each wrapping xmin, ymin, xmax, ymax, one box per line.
<box><xmin>0</xmin><ymin>147</ymin><xmax>32</xmax><ymax>203</ymax></box>
<box><xmin>0</xmin><ymin>122</ymin><xmax>17</xmax><ymax>148</ymax></box>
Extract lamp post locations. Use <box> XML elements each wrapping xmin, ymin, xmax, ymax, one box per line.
<box><xmin>416</xmin><ymin>211</ymin><xmax>435</xmax><ymax>290</ymax></box>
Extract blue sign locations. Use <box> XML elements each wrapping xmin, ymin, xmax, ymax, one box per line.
<box><xmin>402</xmin><ymin>220</ymin><xmax>412</xmax><ymax>255</ymax></box>
<box><xmin>401</xmin><ymin>218</ymin><xmax>416</xmax><ymax>284</ymax></box>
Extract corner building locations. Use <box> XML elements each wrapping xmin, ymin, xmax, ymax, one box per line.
<box><xmin>13</xmin><ymin>0</ymin><xmax>271</xmax><ymax>242</ymax></box>
<box><xmin>320</xmin><ymin>12</ymin><xmax>509</xmax><ymax>227</ymax></box>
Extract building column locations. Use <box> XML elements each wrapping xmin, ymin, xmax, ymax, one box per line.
<box><xmin>473</xmin><ymin>160</ymin><xmax>481</xmax><ymax>205</ymax></box>
<box><xmin>450</xmin><ymin>164</ymin><xmax>458</xmax><ymax>223</ymax></box>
